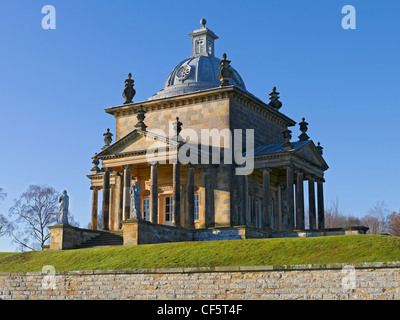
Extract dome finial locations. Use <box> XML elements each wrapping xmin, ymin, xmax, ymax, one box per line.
<box><xmin>200</xmin><ymin>18</ymin><xmax>207</xmax><ymax>28</ymax></box>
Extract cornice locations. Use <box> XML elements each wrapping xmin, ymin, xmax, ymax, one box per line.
<box><xmin>105</xmin><ymin>87</ymin><xmax>232</xmax><ymax>117</ymax></box>
<box><xmin>104</xmin><ymin>86</ymin><xmax>295</xmax><ymax>128</ymax></box>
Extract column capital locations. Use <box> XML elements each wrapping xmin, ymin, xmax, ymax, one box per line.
<box><xmin>260</xmin><ymin>167</ymin><xmax>272</xmax><ymax>173</ymax></box>
<box><xmin>316</xmin><ymin>177</ymin><xmax>325</xmax><ymax>183</ymax></box>
<box><xmin>122</xmin><ymin>164</ymin><xmax>131</xmax><ymax>170</ymax></box>
<box><xmin>306</xmin><ymin>173</ymin><xmax>315</xmax><ymax>181</ymax></box>
<box><xmin>90</xmin><ymin>186</ymin><xmax>98</xmax><ymax>191</ymax></box>
<box><xmin>285</xmin><ymin>164</ymin><xmax>295</xmax><ymax>170</ymax></box>
<box><xmin>149</xmin><ymin>162</ymin><xmax>159</xmax><ymax>167</ymax></box>
<box><xmin>294</xmin><ymin>168</ymin><xmax>304</xmax><ymax>174</ymax></box>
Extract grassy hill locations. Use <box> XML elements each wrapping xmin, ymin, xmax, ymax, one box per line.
<box><xmin>0</xmin><ymin>235</ymin><xmax>400</xmax><ymax>273</ymax></box>
<box><xmin>0</xmin><ymin>252</ymin><xmax>17</xmax><ymax>260</ymax></box>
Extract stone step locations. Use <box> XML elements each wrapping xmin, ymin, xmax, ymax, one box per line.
<box><xmin>74</xmin><ymin>231</ymin><xmax>123</xmax><ymax>249</ymax></box>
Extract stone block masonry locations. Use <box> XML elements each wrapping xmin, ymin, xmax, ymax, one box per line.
<box><xmin>1</xmin><ymin>262</ymin><xmax>400</xmax><ymax>300</ymax></box>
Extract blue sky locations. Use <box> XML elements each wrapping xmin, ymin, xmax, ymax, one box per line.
<box><xmin>0</xmin><ymin>0</ymin><xmax>399</xmax><ymax>251</ymax></box>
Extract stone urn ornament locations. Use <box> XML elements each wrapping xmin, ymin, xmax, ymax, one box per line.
<box><xmin>123</xmin><ymin>73</ymin><xmax>136</xmax><ymax>104</ymax></box>
<box><xmin>218</xmin><ymin>53</ymin><xmax>233</xmax><ymax>86</ymax></box>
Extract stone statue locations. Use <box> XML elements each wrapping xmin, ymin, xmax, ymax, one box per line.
<box><xmin>58</xmin><ymin>190</ymin><xmax>69</xmax><ymax>224</ymax></box>
<box><xmin>130</xmin><ymin>181</ymin><xmax>142</xmax><ymax>219</ymax></box>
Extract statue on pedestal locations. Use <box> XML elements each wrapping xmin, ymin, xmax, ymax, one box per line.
<box><xmin>58</xmin><ymin>190</ymin><xmax>69</xmax><ymax>224</ymax></box>
<box><xmin>130</xmin><ymin>181</ymin><xmax>142</xmax><ymax>219</ymax></box>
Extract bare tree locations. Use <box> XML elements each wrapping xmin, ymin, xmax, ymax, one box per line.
<box><xmin>324</xmin><ymin>198</ymin><xmax>364</xmax><ymax>229</ymax></box>
<box><xmin>0</xmin><ymin>187</ymin><xmax>10</xmax><ymax>237</ymax></box>
<box><xmin>0</xmin><ymin>187</ymin><xmax>6</xmax><ymax>201</ymax></box>
<box><xmin>364</xmin><ymin>201</ymin><xmax>389</xmax><ymax>234</ymax></box>
<box><xmin>324</xmin><ymin>198</ymin><xmax>346</xmax><ymax>228</ymax></box>
<box><xmin>344</xmin><ymin>215</ymin><xmax>362</xmax><ymax>227</ymax></box>
<box><xmin>7</xmin><ymin>185</ymin><xmax>75</xmax><ymax>251</ymax></box>
<box><xmin>361</xmin><ymin>214</ymin><xmax>381</xmax><ymax>234</ymax></box>
<box><xmin>86</xmin><ymin>212</ymin><xmax>102</xmax><ymax>230</ymax></box>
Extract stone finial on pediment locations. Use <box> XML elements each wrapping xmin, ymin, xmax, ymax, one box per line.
<box><xmin>298</xmin><ymin>117</ymin><xmax>310</xmax><ymax>141</ymax></box>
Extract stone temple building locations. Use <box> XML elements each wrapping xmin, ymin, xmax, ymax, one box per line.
<box><xmin>48</xmin><ymin>20</ymin><xmax>367</xmax><ymax>250</ymax></box>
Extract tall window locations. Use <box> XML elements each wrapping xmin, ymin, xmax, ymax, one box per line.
<box><xmin>195</xmin><ymin>40</ymin><xmax>204</xmax><ymax>54</ymax></box>
<box><xmin>207</xmin><ymin>40</ymin><xmax>213</xmax><ymax>55</ymax></box>
<box><xmin>165</xmin><ymin>196</ymin><xmax>174</xmax><ymax>223</ymax></box>
<box><xmin>194</xmin><ymin>194</ymin><xmax>199</xmax><ymax>220</ymax></box>
<box><xmin>258</xmin><ymin>199</ymin><xmax>262</xmax><ymax>229</ymax></box>
<box><xmin>143</xmin><ymin>198</ymin><xmax>150</xmax><ymax>221</ymax></box>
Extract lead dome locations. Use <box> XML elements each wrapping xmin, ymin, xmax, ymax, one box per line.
<box><xmin>148</xmin><ymin>20</ymin><xmax>246</xmax><ymax>101</ymax></box>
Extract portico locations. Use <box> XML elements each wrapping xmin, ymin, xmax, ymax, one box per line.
<box><xmin>249</xmin><ymin>141</ymin><xmax>328</xmax><ymax>232</ymax></box>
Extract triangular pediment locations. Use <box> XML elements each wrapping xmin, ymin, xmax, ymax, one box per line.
<box><xmin>293</xmin><ymin>141</ymin><xmax>328</xmax><ymax>170</ymax></box>
<box><xmin>97</xmin><ymin>129</ymin><xmax>173</xmax><ymax>159</ymax></box>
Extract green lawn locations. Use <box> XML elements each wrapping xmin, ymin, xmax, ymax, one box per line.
<box><xmin>0</xmin><ymin>252</ymin><xmax>18</xmax><ymax>260</ymax></box>
<box><xmin>0</xmin><ymin>235</ymin><xmax>399</xmax><ymax>273</ymax></box>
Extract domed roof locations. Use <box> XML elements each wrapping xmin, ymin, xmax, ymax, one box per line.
<box><xmin>148</xmin><ymin>20</ymin><xmax>246</xmax><ymax>101</ymax></box>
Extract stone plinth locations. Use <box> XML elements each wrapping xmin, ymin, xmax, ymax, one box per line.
<box><xmin>122</xmin><ymin>219</ymin><xmax>190</xmax><ymax>246</ymax></box>
<box><xmin>122</xmin><ymin>219</ymin><xmax>140</xmax><ymax>246</ymax></box>
<box><xmin>48</xmin><ymin>224</ymin><xmax>101</xmax><ymax>250</ymax></box>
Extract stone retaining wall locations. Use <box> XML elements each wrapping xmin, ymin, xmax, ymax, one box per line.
<box><xmin>120</xmin><ymin>219</ymin><xmax>368</xmax><ymax>247</ymax></box>
<box><xmin>1</xmin><ymin>262</ymin><xmax>400</xmax><ymax>300</ymax></box>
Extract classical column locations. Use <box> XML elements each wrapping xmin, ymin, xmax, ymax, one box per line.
<box><xmin>295</xmin><ymin>170</ymin><xmax>305</xmax><ymax>229</ymax></box>
<box><xmin>262</xmin><ymin>168</ymin><xmax>271</xmax><ymax>230</ymax></box>
<box><xmin>122</xmin><ymin>165</ymin><xmax>131</xmax><ymax>221</ymax></box>
<box><xmin>150</xmin><ymin>164</ymin><xmax>158</xmax><ymax>224</ymax></box>
<box><xmin>102</xmin><ymin>168</ymin><xmax>110</xmax><ymax>231</ymax></box>
<box><xmin>317</xmin><ymin>178</ymin><xmax>325</xmax><ymax>229</ymax></box>
<box><xmin>244</xmin><ymin>174</ymin><xmax>249</xmax><ymax>226</ymax></box>
<box><xmin>173</xmin><ymin>162</ymin><xmax>181</xmax><ymax>227</ymax></box>
<box><xmin>114</xmin><ymin>172</ymin><xmax>123</xmax><ymax>230</ymax></box>
<box><xmin>109</xmin><ymin>185</ymin><xmax>114</xmax><ymax>230</ymax></box>
<box><xmin>237</xmin><ymin>175</ymin><xmax>246</xmax><ymax>226</ymax></box>
<box><xmin>90</xmin><ymin>186</ymin><xmax>98</xmax><ymax>230</ymax></box>
<box><xmin>273</xmin><ymin>193</ymin><xmax>279</xmax><ymax>231</ymax></box>
<box><xmin>308</xmin><ymin>175</ymin><xmax>317</xmax><ymax>229</ymax></box>
<box><xmin>186</xmin><ymin>165</ymin><xmax>195</xmax><ymax>229</ymax></box>
<box><xmin>280</xmin><ymin>182</ymin><xmax>288</xmax><ymax>231</ymax></box>
<box><xmin>205</xmin><ymin>165</ymin><xmax>216</xmax><ymax>228</ymax></box>
<box><xmin>286</xmin><ymin>165</ymin><xmax>295</xmax><ymax>230</ymax></box>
